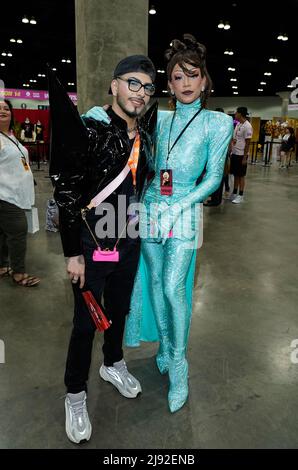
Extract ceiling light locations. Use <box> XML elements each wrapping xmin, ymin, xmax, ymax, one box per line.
<box><xmin>23</xmin><ymin>84</ymin><xmax>30</xmax><ymax>87</ymax></box>
<box><xmin>30</xmin><ymin>17</ymin><xmax>37</xmax><ymax>24</ymax></box>
<box><xmin>66</xmin><ymin>59</ymin><xmax>71</xmax><ymax>63</ymax></box>
<box><xmin>228</xmin><ymin>67</ymin><xmax>236</xmax><ymax>71</ymax></box>
<box><xmin>218</xmin><ymin>20</ymin><xmax>224</xmax><ymax>29</ymax></box>
<box><xmin>233</xmin><ymin>92</ymin><xmax>238</xmax><ymax>95</ymax></box>
<box><xmin>282</xmin><ymin>34</ymin><xmax>288</xmax><ymax>41</ymax></box>
<box><xmin>224</xmin><ymin>49</ymin><xmax>234</xmax><ymax>55</ymax></box>
<box><xmin>29</xmin><ymin>79</ymin><xmax>37</xmax><ymax>83</ymax></box>
<box><xmin>162</xmin><ymin>90</ymin><xmax>168</xmax><ymax>94</ymax></box>
<box><xmin>17</xmin><ymin>39</ymin><xmax>23</xmax><ymax>44</ymax></box>
<box><xmin>264</xmin><ymin>72</ymin><xmax>272</xmax><ymax>76</ymax></box>
<box><xmin>230</xmin><ymin>78</ymin><xmax>237</xmax><ymax>81</ymax></box>
<box><xmin>224</xmin><ymin>22</ymin><xmax>231</xmax><ymax>30</ymax></box>
<box><xmin>10</xmin><ymin>39</ymin><xmax>16</xmax><ymax>43</ymax></box>
<box><xmin>157</xmin><ymin>69</ymin><xmax>165</xmax><ymax>74</ymax></box>
<box><xmin>258</xmin><ymin>88</ymin><xmax>264</xmax><ymax>92</ymax></box>
<box><xmin>232</xmin><ymin>86</ymin><xmax>238</xmax><ymax>89</ymax></box>
<box><xmin>22</xmin><ymin>16</ymin><xmax>29</xmax><ymax>23</ymax></box>
<box><xmin>38</xmin><ymin>74</ymin><xmax>46</xmax><ymax>77</ymax></box>
<box><xmin>149</xmin><ymin>5</ymin><xmax>156</xmax><ymax>14</ymax></box>
<box><xmin>7</xmin><ymin>53</ymin><xmax>12</xmax><ymax>57</ymax></box>
<box><xmin>287</xmin><ymin>84</ymin><xmax>294</xmax><ymax>88</ymax></box>
<box><xmin>68</xmin><ymin>82</ymin><xmax>75</xmax><ymax>86</ymax></box>
<box><xmin>269</xmin><ymin>57</ymin><xmax>278</xmax><ymax>63</ymax></box>
<box><xmin>1</xmin><ymin>53</ymin><xmax>7</xmax><ymax>56</ymax></box>
<box><xmin>0</xmin><ymin>63</ymin><xmax>5</xmax><ymax>67</ymax></box>
<box><xmin>211</xmin><ymin>89</ymin><xmax>214</xmax><ymax>93</ymax></box>
<box><xmin>260</xmin><ymin>81</ymin><xmax>266</xmax><ymax>85</ymax></box>
<box><xmin>52</xmin><ymin>67</ymin><xmax>57</xmax><ymax>71</ymax></box>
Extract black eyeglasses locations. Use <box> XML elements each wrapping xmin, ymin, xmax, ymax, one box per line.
<box><xmin>116</xmin><ymin>76</ymin><xmax>155</xmax><ymax>96</ymax></box>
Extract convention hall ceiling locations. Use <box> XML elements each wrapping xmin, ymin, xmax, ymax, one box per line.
<box><xmin>1</xmin><ymin>0</ymin><xmax>297</xmax><ymax>98</ymax></box>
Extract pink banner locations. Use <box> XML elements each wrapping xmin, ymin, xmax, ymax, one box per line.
<box><xmin>1</xmin><ymin>88</ymin><xmax>77</xmax><ymax>103</ymax></box>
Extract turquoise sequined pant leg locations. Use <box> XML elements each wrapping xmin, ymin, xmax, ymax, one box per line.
<box><xmin>143</xmin><ymin>237</ymin><xmax>194</xmax><ymax>411</ymax></box>
<box><xmin>142</xmin><ymin>240</ymin><xmax>170</xmax><ymax>374</ymax></box>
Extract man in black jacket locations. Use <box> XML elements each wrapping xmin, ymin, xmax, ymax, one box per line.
<box><xmin>49</xmin><ymin>55</ymin><xmax>156</xmax><ymax>444</ymax></box>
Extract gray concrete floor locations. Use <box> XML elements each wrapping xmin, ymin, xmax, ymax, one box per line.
<box><xmin>0</xmin><ymin>161</ymin><xmax>298</xmax><ymax>449</ymax></box>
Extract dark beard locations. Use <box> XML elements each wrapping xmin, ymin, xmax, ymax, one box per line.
<box><xmin>122</xmin><ymin>108</ymin><xmax>138</xmax><ymax>118</ymax></box>
<box><xmin>117</xmin><ymin>97</ymin><xmax>142</xmax><ymax>118</ymax></box>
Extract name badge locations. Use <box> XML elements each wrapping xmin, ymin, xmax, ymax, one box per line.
<box><xmin>160</xmin><ymin>169</ymin><xmax>173</xmax><ymax>196</ymax></box>
<box><xmin>21</xmin><ymin>157</ymin><xmax>30</xmax><ymax>171</ymax></box>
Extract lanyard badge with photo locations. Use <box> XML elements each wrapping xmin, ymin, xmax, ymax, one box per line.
<box><xmin>160</xmin><ymin>107</ymin><xmax>203</xmax><ymax>196</ymax></box>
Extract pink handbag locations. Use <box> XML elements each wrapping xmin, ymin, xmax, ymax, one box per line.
<box><xmin>93</xmin><ymin>247</ymin><xmax>119</xmax><ymax>262</ymax></box>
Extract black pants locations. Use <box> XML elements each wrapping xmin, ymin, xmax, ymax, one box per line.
<box><xmin>0</xmin><ymin>200</ymin><xmax>27</xmax><ymax>272</ymax></box>
<box><xmin>64</xmin><ymin>226</ymin><xmax>140</xmax><ymax>394</ymax></box>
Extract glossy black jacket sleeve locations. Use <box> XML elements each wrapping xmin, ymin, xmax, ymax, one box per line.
<box><xmin>52</xmin><ymin>172</ymin><xmax>88</xmax><ymax>257</ymax></box>
<box><xmin>51</xmin><ymin>123</ymin><xmax>100</xmax><ymax>257</ymax></box>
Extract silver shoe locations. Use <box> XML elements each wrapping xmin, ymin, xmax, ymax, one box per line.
<box><xmin>65</xmin><ymin>391</ymin><xmax>92</xmax><ymax>444</ymax></box>
<box><xmin>99</xmin><ymin>359</ymin><xmax>142</xmax><ymax>398</ymax></box>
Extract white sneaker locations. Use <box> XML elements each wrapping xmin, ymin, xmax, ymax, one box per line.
<box><xmin>232</xmin><ymin>195</ymin><xmax>244</xmax><ymax>204</ymax></box>
<box><xmin>229</xmin><ymin>193</ymin><xmax>237</xmax><ymax>201</ymax></box>
<box><xmin>99</xmin><ymin>359</ymin><xmax>142</xmax><ymax>398</ymax></box>
<box><xmin>65</xmin><ymin>391</ymin><xmax>92</xmax><ymax>444</ymax></box>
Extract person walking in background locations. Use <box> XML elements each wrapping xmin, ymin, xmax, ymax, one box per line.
<box><xmin>230</xmin><ymin>106</ymin><xmax>253</xmax><ymax>204</ymax></box>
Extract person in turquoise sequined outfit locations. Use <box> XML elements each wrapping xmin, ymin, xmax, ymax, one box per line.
<box><xmin>125</xmin><ymin>34</ymin><xmax>233</xmax><ymax>413</ymax></box>
<box><xmin>84</xmin><ymin>34</ymin><xmax>233</xmax><ymax>413</ymax></box>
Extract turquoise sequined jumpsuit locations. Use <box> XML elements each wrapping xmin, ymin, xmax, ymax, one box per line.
<box><xmin>125</xmin><ymin>98</ymin><xmax>233</xmax><ymax>412</ymax></box>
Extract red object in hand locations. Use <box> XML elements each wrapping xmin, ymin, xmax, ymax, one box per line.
<box><xmin>82</xmin><ymin>290</ymin><xmax>111</xmax><ymax>332</ymax></box>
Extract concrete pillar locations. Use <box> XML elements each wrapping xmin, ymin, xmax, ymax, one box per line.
<box><xmin>75</xmin><ymin>0</ymin><xmax>149</xmax><ymax>113</ymax></box>
<box><xmin>276</xmin><ymin>91</ymin><xmax>290</xmax><ymax>119</ymax></box>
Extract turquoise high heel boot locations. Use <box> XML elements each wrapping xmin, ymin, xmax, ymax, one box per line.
<box><xmin>168</xmin><ymin>349</ymin><xmax>189</xmax><ymax>413</ymax></box>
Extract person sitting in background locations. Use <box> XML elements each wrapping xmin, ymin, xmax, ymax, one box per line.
<box><xmin>0</xmin><ymin>99</ymin><xmax>40</xmax><ymax>286</ymax></box>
